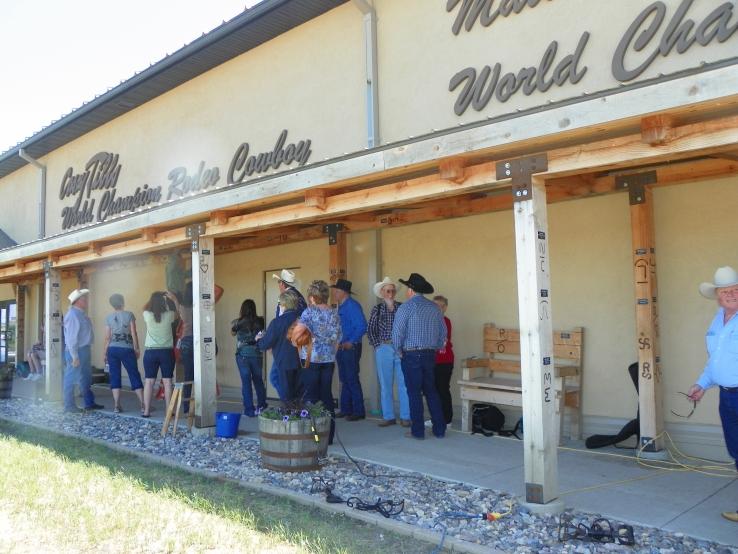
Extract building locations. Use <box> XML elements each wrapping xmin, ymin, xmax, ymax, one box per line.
<box><xmin>1</xmin><ymin>0</ymin><xmax>737</xmax><ymax>507</ymax></box>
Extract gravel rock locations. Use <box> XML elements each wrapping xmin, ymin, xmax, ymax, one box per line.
<box><xmin>1</xmin><ymin>398</ymin><xmax>736</xmax><ymax>554</ymax></box>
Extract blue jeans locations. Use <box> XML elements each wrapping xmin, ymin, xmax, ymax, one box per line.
<box><xmin>337</xmin><ymin>343</ymin><xmax>365</xmax><ymax>417</ymax></box>
<box><xmin>300</xmin><ymin>361</ymin><xmax>336</xmax><ymax>443</ymax></box>
<box><xmin>63</xmin><ymin>345</ymin><xmax>95</xmax><ymax>410</ymax></box>
<box><xmin>269</xmin><ymin>363</ymin><xmax>284</xmax><ymax>400</ymax></box>
<box><xmin>236</xmin><ymin>354</ymin><xmax>266</xmax><ymax>416</ymax></box>
<box><xmin>401</xmin><ymin>350</ymin><xmax>446</xmax><ymax>438</ymax></box>
<box><xmin>179</xmin><ymin>336</ymin><xmax>194</xmax><ymax>413</ymax></box>
<box><xmin>719</xmin><ymin>388</ymin><xmax>738</xmax><ymax>471</ymax></box>
<box><xmin>375</xmin><ymin>344</ymin><xmax>409</xmax><ymax>421</ymax></box>
<box><xmin>106</xmin><ymin>346</ymin><xmax>143</xmax><ymax>390</ymax></box>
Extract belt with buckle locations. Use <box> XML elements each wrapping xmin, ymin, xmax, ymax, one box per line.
<box><xmin>720</xmin><ymin>386</ymin><xmax>738</xmax><ymax>393</ymax></box>
<box><xmin>405</xmin><ymin>348</ymin><xmax>435</xmax><ymax>352</ymax></box>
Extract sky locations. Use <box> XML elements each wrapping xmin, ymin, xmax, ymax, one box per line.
<box><xmin>0</xmin><ymin>0</ymin><xmax>261</xmax><ymax>155</ymax></box>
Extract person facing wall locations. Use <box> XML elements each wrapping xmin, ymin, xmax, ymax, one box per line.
<box><xmin>231</xmin><ymin>299</ymin><xmax>266</xmax><ymax>416</ymax></box>
<box><xmin>141</xmin><ymin>291</ymin><xmax>178</xmax><ymax>417</ymax></box>
<box><xmin>433</xmin><ymin>295</ymin><xmax>455</xmax><ymax>426</ymax></box>
<box><xmin>103</xmin><ymin>293</ymin><xmax>144</xmax><ymax>414</ymax></box>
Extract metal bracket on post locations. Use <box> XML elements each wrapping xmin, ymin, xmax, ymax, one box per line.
<box><xmin>186</xmin><ymin>224</ymin><xmax>206</xmax><ymax>252</ymax></box>
<box><xmin>42</xmin><ymin>260</ymin><xmax>53</xmax><ymax>278</ymax></box>
<box><xmin>497</xmin><ymin>154</ymin><xmax>549</xmax><ymax>202</ymax></box>
<box><xmin>323</xmin><ymin>223</ymin><xmax>345</xmax><ymax>245</ymax></box>
<box><xmin>615</xmin><ymin>171</ymin><xmax>657</xmax><ymax>205</ymax></box>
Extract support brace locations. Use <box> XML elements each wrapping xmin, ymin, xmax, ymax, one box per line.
<box><xmin>497</xmin><ymin>154</ymin><xmax>549</xmax><ymax>202</ymax></box>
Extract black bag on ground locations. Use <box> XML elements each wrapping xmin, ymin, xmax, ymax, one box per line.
<box><xmin>472</xmin><ymin>403</ymin><xmax>523</xmax><ymax>439</ymax></box>
<box><xmin>472</xmin><ymin>404</ymin><xmax>505</xmax><ymax>436</ymax></box>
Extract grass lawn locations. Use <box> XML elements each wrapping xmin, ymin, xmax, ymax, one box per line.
<box><xmin>0</xmin><ymin>419</ymin><xmax>434</xmax><ymax>553</ymax></box>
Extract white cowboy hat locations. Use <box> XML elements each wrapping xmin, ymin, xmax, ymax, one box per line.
<box><xmin>272</xmin><ymin>269</ymin><xmax>296</xmax><ymax>285</ymax></box>
<box><xmin>699</xmin><ymin>266</ymin><xmax>738</xmax><ymax>299</ymax></box>
<box><xmin>68</xmin><ymin>288</ymin><xmax>90</xmax><ymax>304</ymax></box>
<box><xmin>373</xmin><ymin>276</ymin><xmax>397</xmax><ymax>298</ymax></box>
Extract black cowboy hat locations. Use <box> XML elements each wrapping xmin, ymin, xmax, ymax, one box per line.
<box><xmin>330</xmin><ymin>278</ymin><xmax>355</xmax><ymax>294</ymax></box>
<box><xmin>399</xmin><ymin>273</ymin><xmax>434</xmax><ymax>294</ymax></box>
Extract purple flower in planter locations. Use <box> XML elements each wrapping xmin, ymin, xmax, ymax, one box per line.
<box><xmin>282</xmin><ymin>415</ymin><xmax>290</xmax><ymax>422</ymax></box>
<box><xmin>300</xmin><ymin>410</ymin><xmax>309</xmax><ymax>418</ymax></box>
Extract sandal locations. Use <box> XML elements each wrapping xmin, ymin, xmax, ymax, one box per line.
<box><xmin>141</xmin><ymin>412</ymin><xmax>151</xmax><ymax>418</ymax></box>
<box><xmin>114</xmin><ymin>406</ymin><xmax>122</xmax><ymax>414</ymax></box>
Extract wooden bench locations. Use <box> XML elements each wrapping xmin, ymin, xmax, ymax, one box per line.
<box><xmin>458</xmin><ymin>323</ymin><xmax>583</xmax><ymax>442</ymax></box>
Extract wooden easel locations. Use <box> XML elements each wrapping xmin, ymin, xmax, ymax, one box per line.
<box><xmin>161</xmin><ymin>381</ymin><xmax>195</xmax><ymax>437</ymax></box>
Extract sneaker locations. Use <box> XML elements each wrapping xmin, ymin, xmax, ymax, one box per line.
<box><xmin>32</xmin><ymin>374</ymin><xmax>43</xmax><ymax>381</ymax></box>
<box><xmin>23</xmin><ymin>375</ymin><xmax>32</xmax><ymax>380</ymax></box>
<box><xmin>84</xmin><ymin>403</ymin><xmax>104</xmax><ymax>410</ymax></box>
<box><xmin>64</xmin><ymin>407</ymin><xmax>83</xmax><ymax>414</ymax></box>
<box><xmin>722</xmin><ymin>510</ymin><xmax>738</xmax><ymax>522</ymax></box>
<box><xmin>424</xmin><ymin>419</ymin><xmax>432</xmax><ymax>428</ymax></box>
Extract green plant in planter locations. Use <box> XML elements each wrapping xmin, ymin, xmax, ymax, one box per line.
<box><xmin>259</xmin><ymin>400</ymin><xmax>330</xmax><ymax>422</ymax></box>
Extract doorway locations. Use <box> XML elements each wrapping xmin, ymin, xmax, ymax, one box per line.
<box><xmin>0</xmin><ymin>301</ymin><xmax>17</xmax><ymax>365</ymax></box>
<box><xmin>262</xmin><ymin>267</ymin><xmax>300</xmax><ymax>399</ymax></box>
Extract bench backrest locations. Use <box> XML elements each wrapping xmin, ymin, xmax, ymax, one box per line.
<box><xmin>483</xmin><ymin>323</ymin><xmax>582</xmax><ymax>375</ymax></box>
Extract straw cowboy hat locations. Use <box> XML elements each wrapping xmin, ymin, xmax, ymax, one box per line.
<box><xmin>399</xmin><ymin>273</ymin><xmax>434</xmax><ymax>295</ymax></box>
<box><xmin>272</xmin><ymin>269</ymin><xmax>296</xmax><ymax>285</ymax></box>
<box><xmin>373</xmin><ymin>277</ymin><xmax>397</xmax><ymax>298</ymax></box>
<box><xmin>699</xmin><ymin>266</ymin><xmax>738</xmax><ymax>299</ymax></box>
<box><xmin>68</xmin><ymin>288</ymin><xmax>90</xmax><ymax>304</ymax></box>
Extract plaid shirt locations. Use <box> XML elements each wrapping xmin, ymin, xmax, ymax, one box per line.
<box><xmin>392</xmin><ymin>294</ymin><xmax>446</xmax><ymax>353</ymax></box>
<box><xmin>367</xmin><ymin>301</ymin><xmax>402</xmax><ymax>347</ymax></box>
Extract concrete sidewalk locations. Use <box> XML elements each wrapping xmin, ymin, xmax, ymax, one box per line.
<box><xmin>14</xmin><ymin>379</ymin><xmax>738</xmax><ymax>548</ymax></box>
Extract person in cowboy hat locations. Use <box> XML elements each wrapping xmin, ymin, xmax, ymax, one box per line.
<box><xmin>63</xmin><ymin>289</ymin><xmax>103</xmax><ymax>413</ymax></box>
<box><xmin>272</xmin><ymin>269</ymin><xmax>307</xmax><ymax>318</ymax></box>
<box><xmin>391</xmin><ymin>273</ymin><xmax>447</xmax><ymax>439</ymax></box>
<box><xmin>331</xmin><ymin>278</ymin><xmax>367</xmax><ymax>421</ymax></box>
<box><xmin>688</xmin><ymin>266</ymin><xmax>738</xmax><ymax>523</ymax></box>
<box><xmin>367</xmin><ymin>277</ymin><xmax>410</xmax><ymax>427</ymax></box>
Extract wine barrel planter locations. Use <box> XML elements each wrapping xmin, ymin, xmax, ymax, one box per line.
<box><xmin>258</xmin><ymin>416</ymin><xmax>330</xmax><ymax>472</ymax></box>
<box><xmin>0</xmin><ymin>376</ymin><xmax>13</xmax><ymax>399</ymax></box>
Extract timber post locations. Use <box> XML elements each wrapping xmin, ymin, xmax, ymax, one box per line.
<box><xmin>324</xmin><ymin>223</ymin><xmax>347</xmax><ymax>285</ymax></box>
<box><xmin>43</xmin><ymin>262</ymin><xmax>63</xmax><ymax>401</ymax></box>
<box><xmin>500</xmin><ymin>155</ymin><xmax>561</xmax><ymax>508</ymax></box>
<box><xmin>617</xmin><ymin>172</ymin><xmax>664</xmax><ymax>453</ymax></box>
<box><xmin>189</xmin><ymin>224</ymin><xmax>217</xmax><ymax>429</ymax></box>
<box><xmin>15</xmin><ymin>284</ymin><xmax>26</xmax><ymax>364</ymax></box>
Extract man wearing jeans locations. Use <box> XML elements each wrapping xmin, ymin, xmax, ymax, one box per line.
<box><xmin>63</xmin><ymin>289</ymin><xmax>102</xmax><ymax>413</ymax></box>
<box><xmin>687</xmin><ymin>266</ymin><xmax>738</xmax><ymax>523</ymax></box>
<box><xmin>332</xmin><ymin>279</ymin><xmax>367</xmax><ymax>421</ymax></box>
<box><xmin>392</xmin><ymin>273</ymin><xmax>447</xmax><ymax>440</ymax></box>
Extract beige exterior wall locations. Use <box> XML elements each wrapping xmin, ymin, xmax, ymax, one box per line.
<box><xmin>15</xmin><ymin>2</ymin><xmax>365</xmax><ymax>238</ymax></box>
<box><xmin>0</xmin><ymin>164</ymin><xmax>41</xmax><ymax>246</ymax></box>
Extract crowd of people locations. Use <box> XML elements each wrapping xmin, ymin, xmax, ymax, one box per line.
<box><xmin>58</xmin><ymin>264</ymin><xmax>455</xmax><ymax>441</ymax></box>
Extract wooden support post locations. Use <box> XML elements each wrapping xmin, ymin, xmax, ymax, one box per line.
<box><xmin>15</xmin><ymin>285</ymin><xmax>26</xmax><ymax>364</ymax></box>
<box><xmin>502</xmin><ymin>156</ymin><xmax>560</xmax><ymax>506</ymax></box>
<box><xmin>189</xmin><ymin>224</ymin><xmax>217</xmax><ymax>428</ymax></box>
<box><xmin>620</xmin><ymin>173</ymin><xmax>664</xmax><ymax>452</ymax></box>
<box><xmin>44</xmin><ymin>264</ymin><xmax>63</xmax><ymax>401</ymax></box>
<box><xmin>325</xmin><ymin>223</ymin><xmax>347</xmax><ymax>285</ymax></box>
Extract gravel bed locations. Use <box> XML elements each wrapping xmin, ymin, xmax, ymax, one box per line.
<box><xmin>0</xmin><ymin>398</ymin><xmax>735</xmax><ymax>554</ymax></box>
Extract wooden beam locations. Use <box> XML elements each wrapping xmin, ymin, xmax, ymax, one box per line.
<box><xmin>327</xmin><ymin>224</ymin><xmax>347</xmax><ymax>285</ymax></box>
<box><xmin>192</xmin><ymin>236</ymin><xmax>217</xmax><ymax>428</ymax></box>
<box><xmin>44</xmin><ymin>267</ymin><xmax>63</xmax><ymax>402</ymax></box>
<box><xmin>513</xmin><ymin>174</ymin><xmax>559</xmax><ymax>506</ymax></box>
<box><xmin>15</xmin><ymin>285</ymin><xmax>26</xmax><ymax>365</ymax></box>
<box><xmin>630</xmin><ymin>186</ymin><xmax>664</xmax><ymax>452</ymax></box>
<box><xmin>209</xmin><ymin>210</ymin><xmax>240</xmax><ymax>226</ymax></box>
<box><xmin>304</xmin><ymin>188</ymin><xmax>329</xmax><ymax>210</ymax></box>
<box><xmin>439</xmin><ymin>157</ymin><xmax>467</xmax><ymax>184</ymax></box>
<box><xmin>141</xmin><ymin>228</ymin><xmax>159</xmax><ymax>243</ymax></box>
<box><xmin>641</xmin><ymin>115</ymin><xmax>675</xmax><ymax>146</ymax></box>
<box><xmin>88</xmin><ymin>242</ymin><xmax>103</xmax><ymax>256</ymax></box>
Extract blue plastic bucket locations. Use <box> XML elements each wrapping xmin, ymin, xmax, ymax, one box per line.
<box><xmin>215</xmin><ymin>411</ymin><xmax>241</xmax><ymax>438</ymax></box>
